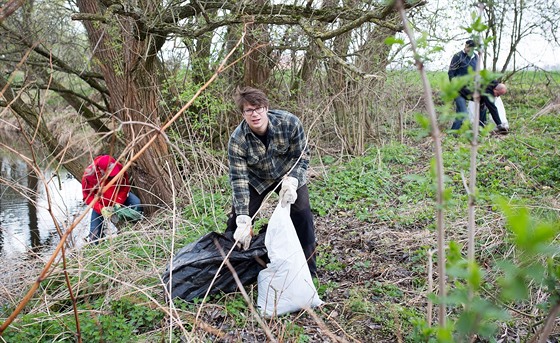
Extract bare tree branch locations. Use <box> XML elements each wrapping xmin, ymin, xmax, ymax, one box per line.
<box><xmin>0</xmin><ymin>0</ymin><xmax>25</xmax><ymax>22</ymax></box>
<box><xmin>72</xmin><ymin>0</ymin><xmax>426</xmax><ymax>40</ymax></box>
<box><xmin>0</xmin><ymin>23</ymin><xmax>109</xmax><ymax>97</ymax></box>
<box><xmin>300</xmin><ymin>19</ymin><xmax>380</xmax><ymax>79</ymax></box>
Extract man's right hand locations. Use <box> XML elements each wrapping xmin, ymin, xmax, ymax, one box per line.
<box><xmin>234</xmin><ymin>215</ymin><xmax>252</xmax><ymax>250</ymax></box>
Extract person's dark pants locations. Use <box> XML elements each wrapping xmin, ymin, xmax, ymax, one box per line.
<box><xmin>479</xmin><ymin>104</ymin><xmax>488</xmax><ymax>127</ymax></box>
<box><xmin>481</xmin><ymin>99</ymin><xmax>503</xmax><ymax>127</ymax></box>
<box><xmin>451</xmin><ymin>95</ymin><xmax>468</xmax><ymax>130</ymax></box>
<box><xmin>226</xmin><ymin>183</ymin><xmax>317</xmax><ymax>277</ymax></box>
<box><xmin>471</xmin><ymin>103</ymin><xmax>494</xmax><ymax>128</ymax></box>
<box><xmin>89</xmin><ymin>192</ymin><xmax>143</xmax><ymax>243</ymax></box>
<box><xmin>452</xmin><ymin>96</ymin><xmax>499</xmax><ymax>130</ymax></box>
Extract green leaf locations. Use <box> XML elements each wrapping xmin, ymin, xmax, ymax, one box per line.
<box><xmin>442</xmin><ymin>187</ymin><xmax>453</xmax><ymax>203</ymax></box>
<box><xmin>415</xmin><ymin>113</ymin><xmax>430</xmax><ymax>130</ymax></box>
<box><xmin>455</xmin><ymin>310</ymin><xmax>478</xmax><ymax>337</ymax></box>
<box><xmin>524</xmin><ymin>263</ymin><xmax>546</xmax><ymax>282</ymax></box>
<box><xmin>446</xmin><ymin>288</ymin><xmax>470</xmax><ymax>306</ymax></box>
<box><xmin>500</xmin><ymin>273</ymin><xmax>529</xmax><ymax>301</ymax></box>
<box><xmin>467</xmin><ymin>261</ymin><xmax>483</xmax><ymax>291</ymax></box>
<box><xmin>384</xmin><ymin>36</ymin><xmax>404</xmax><ymax>46</ymax></box>
<box><xmin>436</xmin><ymin>325</ymin><xmax>455</xmax><ymax>343</ymax></box>
<box><xmin>471</xmin><ymin>17</ymin><xmax>488</xmax><ymax>32</ymax></box>
<box><xmin>447</xmin><ymin>241</ymin><xmax>463</xmax><ymax>264</ymax></box>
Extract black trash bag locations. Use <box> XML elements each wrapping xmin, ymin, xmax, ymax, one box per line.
<box><xmin>162</xmin><ymin>229</ymin><xmax>268</xmax><ymax>302</ymax></box>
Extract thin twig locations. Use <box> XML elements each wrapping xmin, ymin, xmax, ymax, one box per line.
<box><xmin>163</xmin><ymin>160</ymin><xmax>178</xmax><ymax>342</ymax></box>
<box><xmin>467</xmin><ymin>2</ymin><xmax>485</xmax><ymax>271</ymax></box>
<box><xmin>396</xmin><ymin>0</ymin><xmax>447</xmax><ymax>327</ymax></box>
<box><xmin>427</xmin><ymin>249</ymin><xmax>434</xmax><ymax>326</ymax></box>
<box><xmin>306</xmin><ymin>308</ymin><xmax>350</xmax><ymax>343</ymax></box>
<box><xmin>528</xmin><ymin>301</ymin><xmax>560</xmax><ymax>343</ymax></box>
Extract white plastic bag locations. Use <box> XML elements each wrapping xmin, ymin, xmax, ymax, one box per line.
<box><xmin>468</xmin><ymin>97</ymin><xmax>509</xmax><ymax>128</ymax></box>
<box><xmin>257</xmin><ymin>203</ymin><xmax>323</xmax><ymax>317</ymax></box>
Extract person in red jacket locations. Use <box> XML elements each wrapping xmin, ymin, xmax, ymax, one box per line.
<box><xmin>82</xmin><ymin>155</ymin><xmax>142</xmax><ymax>242</ymax></box>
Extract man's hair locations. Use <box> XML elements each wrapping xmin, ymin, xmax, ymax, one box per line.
<box><xmin>233</xmin><ymin>86</ymin><xmax>269</xmax><ymax>112</ymax></box>
<box><xmin>465</xmin><ymin>39</ymin><xmax>475</xmax><ymax>47</ymax></box>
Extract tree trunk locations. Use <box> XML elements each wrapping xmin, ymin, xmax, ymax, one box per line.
<box><xmin>324</xmin><ymin>0</ymin><xmax>355</xmax><ymax>153</ymax></box>
<box><xmin>76</xmin><ymin>0</ymin><xmax>179</xmax><ymax>215</ymax></box>
<box><xmin>192</xmin><ymin>12</ymin><xmax>216</xmax><ymax>86</ymax></box>
<box><xmin>292</xmin><ymin>38</ymin><xmax>321</xmax><ymax>97</ymax></box>
<box><xmin>356</xmin><ymin>12</ymin><xmax>398</xmax><ymax>141</ymax></box>
<box><xmin>243</xmin><ymin>0</ymin><xmax>272</xmax><ymax>88</ymax></box>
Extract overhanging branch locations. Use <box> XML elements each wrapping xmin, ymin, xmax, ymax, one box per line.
<box><xmin>299</xmin><ymin>20</ymin><xmax>380</xmax><ymax>80</ymax></box>
<box><xmin>72</xmin><ymin>0</ymin><xmax>426</xmax><ymax>40</ymax></box>
<box><xmin>0</xmin><ymin>23</ymin><xmax>109</xmax><ymax>97</ymax></box>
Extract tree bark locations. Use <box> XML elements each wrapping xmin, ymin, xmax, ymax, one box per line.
<box><xmin>76</xmin><ymin>0</ymin><xmax>179</xmax><ymax>215</ymax></box>
<box><xmin>0</xmin><ymin>0</ymin><xmax>25</xmax><ymax>22</ymax></box>
<box><xmin>324</xmin><ymin>0</ymin><xmax>357</xmax><ymax>154</ymax></box>
<box><xmin>243</xmin><ymin>0</ymin><xmax>272</xmax><ymax>88</ymax></box>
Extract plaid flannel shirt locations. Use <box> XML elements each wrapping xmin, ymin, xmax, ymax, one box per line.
<box><xmin>228</xmin><ymin>109</ymin><xmax>309</xmax><ymax>216</ymax></box>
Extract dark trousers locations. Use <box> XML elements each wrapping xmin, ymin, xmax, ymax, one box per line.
<box><xmin>451</xmin><ymin>95</ymin><xmax>501</xmax><ymax>130</ymax></box>
<box><xmin>451</xmin><ymin>95</ymin><xmax>468</xmax><ymax>130</ymax></box>
<box><xmin>226</xmin><ymin>183</ymin><xmax>317</xmax><ymax>277</ymax></box>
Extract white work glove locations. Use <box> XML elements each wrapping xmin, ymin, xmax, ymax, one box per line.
<box><xmin>101</xmin><ymin>206</ymin><xmax>114</xmax><ymax>220</ymax></box>
<box><xmin>101</xmin><ymin>206</ymin><xmax>118</xmax><ymax>224</ymax></box>
<box><xmin>234</xmin><ymin>215</ymin><xmax>253</xmax><ymax>250</ymax></box>
<box><xmin>279</xmin><ymin>176</ymin><xmax>298</xmax><ymax>208</ymax></box>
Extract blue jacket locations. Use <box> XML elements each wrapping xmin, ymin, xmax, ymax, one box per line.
<box><xmin>448</xmin><ymin>50</ymin><xmax>478</xmax><ymax>80</ymax></box>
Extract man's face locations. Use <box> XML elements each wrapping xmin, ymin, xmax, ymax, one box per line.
<box><xmin>242</xmin><ymin>103</ymin><xmax>269</xmax><ymax>135</ymax></box>
<box><xmin>465</xmin><ymin>45</ymin><xmax>474</xmax><ymax>56</ymax></box>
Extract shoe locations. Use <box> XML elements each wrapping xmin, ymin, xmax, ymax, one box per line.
<box><xmin>496</xmin><ymin>124</ymin><xmax>509</xmax><ymax>135</ymax></box>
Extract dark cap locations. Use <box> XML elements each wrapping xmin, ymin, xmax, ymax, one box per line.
<box><xmin>466</xmin><ymin>39</ymin><xmax>475</xmax><ymax>47</ymax></box>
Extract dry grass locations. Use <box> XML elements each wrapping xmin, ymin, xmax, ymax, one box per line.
<box><xmin>1</xmin><ymin>72</ymin><xmax>559</xmax><ymax>341</ymax></box>
<box><xmin>1</xmin><ymin>178</ymin><xmax>559</xmax><ymax>342</ymax></box>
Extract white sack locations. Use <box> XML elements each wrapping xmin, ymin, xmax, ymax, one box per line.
<box><xmin>257</xmin><ymin>203</ymin><xmax>323</xmax><ymax>317</ymax></box>
<box><xmin>468</xmin><ymin>97</ymin><xmax>509</xmax><ymax>128</ymax></box>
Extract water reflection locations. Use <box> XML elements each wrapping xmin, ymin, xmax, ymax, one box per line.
<box><xmin>0</xmin><ymin>130</ymin><xmax>89</xmax><ymax>261</ymax></box>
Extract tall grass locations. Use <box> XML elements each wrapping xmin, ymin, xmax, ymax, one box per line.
<box><xmin>1</xmin><ymin>65</ymin><xmax>559</xmax><ymax>342</ymax></box>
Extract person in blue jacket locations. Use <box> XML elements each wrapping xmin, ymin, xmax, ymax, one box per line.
<box><xmin>449</xmin><ymin>39</ymin><xmax>479</xmax><ymax>130</ymax></box>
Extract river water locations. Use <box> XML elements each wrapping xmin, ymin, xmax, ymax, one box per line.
<box><xmin>0</xmin><ymin>130</ymin><xmax>89</xmax><ymax>262</ymax></box>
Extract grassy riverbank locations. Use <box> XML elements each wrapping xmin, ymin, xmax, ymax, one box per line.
<box><xmin>1</xmin><ymin>72</ymin><xmax>559</xmax><ymax>342</ymax></box>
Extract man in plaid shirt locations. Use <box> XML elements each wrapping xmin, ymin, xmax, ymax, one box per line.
<box><xmin>226</xmin><ymin>86</ymin><xmax>317</xmax><ymax>277</ymax></box>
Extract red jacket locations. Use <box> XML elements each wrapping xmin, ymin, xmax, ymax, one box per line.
<box><xmin>82</xmin><ymin>155</ymin><xmax>130</xmax><ymax>214</ymax></box>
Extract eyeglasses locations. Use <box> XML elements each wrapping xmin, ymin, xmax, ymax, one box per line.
<box><xmin>243</xmin><ymin>106</ymin><xmax>266</xmax><ymax>116</ymax></box>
